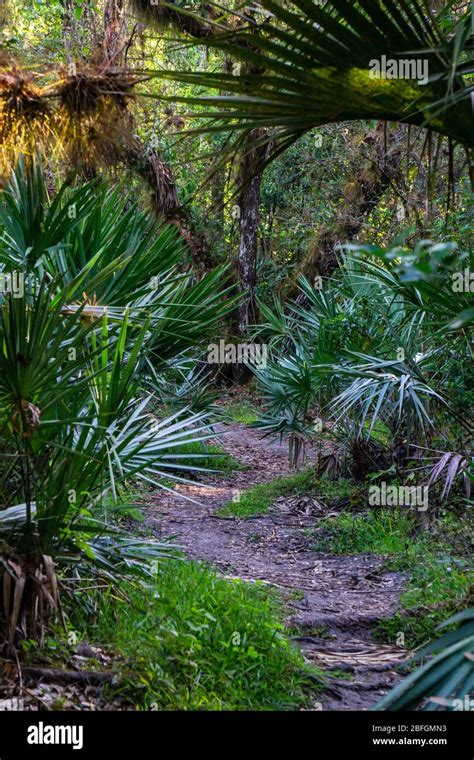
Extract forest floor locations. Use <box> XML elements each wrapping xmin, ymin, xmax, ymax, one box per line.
<box><xmin>0</xmin><ymin>421</ymin><xmax>416</xmax><ymax>712</ymax></box>
<box><xmin>143</xmin><ymin>422</ymin><xmax>410</xmax><ymax>710</ymax></box>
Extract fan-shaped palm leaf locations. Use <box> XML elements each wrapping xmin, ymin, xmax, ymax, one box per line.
<box><xmin>145</xmin><ymin>0</ymin><xmax>474</xmax><ymax>168</ymax></box>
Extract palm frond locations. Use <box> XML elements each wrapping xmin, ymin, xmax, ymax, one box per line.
<box><xmin>374</xmin><ymin>608</ymin><xmax>474</xmax><ymax>711</ymax></box>
<box><xmin>144</xmin><ymin>0</ymin><xmax>474</xmax><ymax>170</ymax></box>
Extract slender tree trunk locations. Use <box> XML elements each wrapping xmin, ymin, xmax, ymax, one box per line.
<box><xmin>236</xmin><ymin>169</ymin><xmax>262</xmax><ymax>335</ymax></box>
<box><xmin>229</xmin><ymin>129</ymin><xmax>268</xmax><ymax>381</ymax></box>
<box><xmin>231</xmin><ymin>41</ymin><xmax>267</xmax><ymax>338</ymax></box>
<box><xmin>466</xmin><ymin>147</ymin><xmax>474</xmax><ymax>193</ymax></box>
<box><xmin>62</xmin><ymin>0</ymin><xmax>77</xmax><ymax>64</ymax></box>
<box><xmin>234</xmin><ymin>124</ymin><xmax>270</xmax><ymax>337</ymax></box>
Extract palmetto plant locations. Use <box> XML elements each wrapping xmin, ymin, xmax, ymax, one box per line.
<box><xmin>0</xmin><ymin>161</ymin><xmax>233</xmax><ymax>648</ymax></box>
<box><xmin>248</xmin><ymin>239</ymin><xmax>473</xmax><ymax>476</ymax></box>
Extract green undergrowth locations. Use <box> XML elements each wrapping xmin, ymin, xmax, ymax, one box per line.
<box><xmin>217</xmin><ymin>468</ymin><xmax>354</xmax><ymax>518</ymax></box>
<box><xmin>311</xmin><ymin>509</ymin><xmax>417</xmax><ymax>556</ymax></box>
<box><xmin>79</xmin><ymin>559</ymin><xmax>322</xmax><ymax>710</ymax></box>
<box><xmin>222</xmin><ymin>401</ymin><xmax>260</xmax><ymax>424</ymax></box>
<box><xmin>376</xmin><ymin>556</ymin><xmax>473</xmax><ymax>648</ymax></box>
<box><xmin>311</xmin><ymin>507</ymin><xmax>473</xmax><ymax>648</ymax></box>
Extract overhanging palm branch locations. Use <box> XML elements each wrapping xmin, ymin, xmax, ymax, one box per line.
<box><xmin>144</xmin><ymin>1</ymin><xmax>474</xmax><ymax>164</ymax></box>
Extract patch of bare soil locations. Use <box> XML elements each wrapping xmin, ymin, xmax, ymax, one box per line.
<box><xmin>143</xmin><ymin>423</ymin><xmax>408</xmax><ymax>711</ymax></box>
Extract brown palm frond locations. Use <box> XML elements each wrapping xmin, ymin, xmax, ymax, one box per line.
<box><xmin>0</xmin><ymin>61</ymin><xmax>186</xmax><ymax>216</ymax></box>
<box><xmin>411</xmin><ymin>445</ymin><xmax>473</xmax><ymax>500</ymax></box>
<box><xmin>50</xmin><ymin>68</ymin><xmax>139</xmax><ymax>171</ymax></box>
<box><xmin>0</xmin><ymin>68</ymin><xmax>45</xmax><ymax>116</ymax></box>
<box><xmin>46</xmin><ymin>67</ymin><xmax>138</xmax><ymax>114</ymax></box>
<box><xmin>0</xmin><ymin>546</ymin><xmax>59</xmax><ymax>652</ymax></box>
<box><xmin>0</xmin><ymin>63</ymin><xmax>143</xmax><ymax>175</ymax></box>
<box><xmin>0</xmin><ymin>68</ymin><xmax>53</xmax><ymax>174</ymax></box>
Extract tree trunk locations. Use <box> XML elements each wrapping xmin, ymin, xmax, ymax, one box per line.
<box><xmin>236</xmin><ymin>169</ymin><xmax>262</xmax><ymax>335</ymax></box>
<box><xmin>233</xmin><ymin>124</ymin><xmax>271</xmax><ymax>338</ymax></box>
<box><xmin>62</xmin><ymin>0</ymin><xmax>77</xmax><ymax>64</ymax></box>
<box><xmin>0</xmin><ymin>0</ymin><xmax>9</xmax><ymax>26</ymax></box>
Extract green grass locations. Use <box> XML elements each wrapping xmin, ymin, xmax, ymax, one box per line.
<box><xmin>223</xmin><ymin>402</ymin><xmax>260</xmax><ymax>424</ymax></box>
<box><xmin>363</xmin><ymin>418</ymin><xmax>393</xmax><ymax>446</ymax></box>
<box><xmin>217</xmin><ymin>469</ymin><xmax>354</xmax><ymax>518</ymax></box>
<box><xmin>376</xmin><ymin>557</ymin><xmax>473</xmax><ymax>649</ymax></box>
<box><xmin>216</xmin><ymin>468</ymin><xmax>314</xmax><ymax>518</ymax></box>
<box><xmin>85</xmin><ymin>559</ymin><xmax>321</xmax><ymax>710</ymax></box>
<box><xmin>150</xmin><ymin>441</ymin><xmax>244</xmax><ymax>489</ymax></box>
<box><xmin>311</xmin><ymin>509</ymin><xmax>417</xmax><ymax>557</ymax></box>
<box><xmin>309</xmin><ymin>507</ymin><xmax>473</xmax><ymax>648</ymax></box>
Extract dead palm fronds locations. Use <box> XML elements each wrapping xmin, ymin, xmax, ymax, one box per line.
<box><xmin>0</xmin><ymin>540</ymin><xmax>59</xmax><ymax>653</ymax></box>
<box><xmin>0</xmin><ymin>69</ymin><xmax>46</xmax><ymax>120</ymax></box>
<box><xmin>44</xmin><ymin>67</ymin><xmax>139</xmax><ymax>170</ymax></box>
<box><xmin>411</xmin><ymin>445</ymin><xmax>473</xmax><ymax>500</ymax></box>
<box><xmin>0</xmin><ymin>63</ymin><xmax>142</xmax><ymax>175</ymax></box>
<box><xmin>47</xmin><ymin>67</ymin><xmax>137</xmax><ymax>113</ymax></box>
<box><xmin>0</xmin><ymin>68</ymin><xmax>53</xmax><ymax>173</ymax></box>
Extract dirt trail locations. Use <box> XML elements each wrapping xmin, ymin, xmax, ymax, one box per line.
<box><xmin>144</xmin><ymin>423</ymin><xmax>408</xmax><ymax>710</ymax></box>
